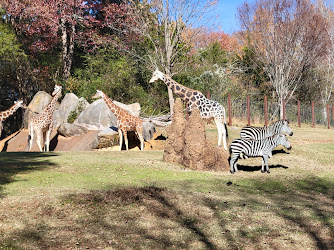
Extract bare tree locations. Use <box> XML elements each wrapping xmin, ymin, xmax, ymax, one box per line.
<box><xmin>111</xmin><ymin>0</ymin><xmax>217</xmax><ymax>113</ymax></box>
<box><xmin>317</xmin><ymin>0</ymin><xmax>334</xmax><ymax>121</ymax></box>
<box><xmin>238</xmin><ymin>0</ymin><xmax>328</xmax><ymax>119</ymax></box>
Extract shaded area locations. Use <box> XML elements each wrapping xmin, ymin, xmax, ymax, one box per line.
<box><xmin>0</xmin><ymin>152</ymin><xmax>58</xmax><ymax>198</ymax></box>
<box><xmin>237</xmin><ymin>164</ymin><xmax>288</xmax><ymax>172</ymax></box>
<box><xmin>1</xmin><ymin>178</ymin><xmax>333</xmax><ymax>249</ymax></box>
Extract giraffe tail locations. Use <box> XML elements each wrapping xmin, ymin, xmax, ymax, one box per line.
<box><xmin>27</xmin><ymin>124</ymin><xmax>32</xmax><ymax>146</ymax></box>
<box><xmin>224</xmin><ymin>123</ymin><xmax>229</xmax><ymax>139</ymax></box>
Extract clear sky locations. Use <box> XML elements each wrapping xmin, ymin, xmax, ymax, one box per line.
<box><xmin>212</xmin><ymin>0</ymin><xmax>253</xmax><ymax>34</ymax></box>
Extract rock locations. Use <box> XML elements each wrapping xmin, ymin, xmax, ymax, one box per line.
<box><xmin>143</xmin><ymin>121</ymin><xmax>156</xmax><ymax>141</ymax></box>
<box><xmin>96</xmin><ymin>126</ymin><xmax>120</xmax><ymax>149</ymax></box>
<box><xmin>113</xmin><ymin>101</ymin><xmax>141</xmax><ymax>117</ymax></box>
<box><xmin>75</xmin><ymin>99</ymin><xmax>117</xmax><ymax>130</ymax></box>
<box><xmin>53</xmin><ymin>110</ymin><xmax>65</xmax><ymax>128</ymax></box>
<box><xmin>3</xmin><ymin>129</ymin><xmax>99</xmax><ymax>152</ymax></box>
<box><xmin>57</xmin><ymin>123</ymin><xmax>88</xmax><ymax>137</ymax></box>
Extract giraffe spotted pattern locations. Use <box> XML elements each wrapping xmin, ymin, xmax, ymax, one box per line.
<box><xmin>149</xmin><ymin>69</ymin><xmax>228</xmax><ymax>150</ymax></box>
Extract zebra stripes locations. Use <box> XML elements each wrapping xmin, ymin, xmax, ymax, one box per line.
<box><xmin>240</xmin><ymin>120</ymin><xmax>293</xmax><ymax>140</ymax></box>
<box><xmin>229</xmin><ymin>133</ymin><xmax>292</xmax><ymax>174</ymax></box>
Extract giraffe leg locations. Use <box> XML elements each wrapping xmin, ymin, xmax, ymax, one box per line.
<box><xmin>123</xmin><ymin>131</ymin><xmax>129</xmax><ymax>151</ymax></box>
<box><xmin>45</xmin><ymin>128</ymin><xmax>52</xmax><ymax>152</ymax></box>
<box><xmin>28</xmin><ymin>125</ymin><xmax>34</xmax><ymax>151</ymax></box>
<box><xmin>0</xmin><ymin>122</ymin><xmax>3</xmax><ymax>137</ymax></box>
<box><xmin>118</xmin><ymin>129</ymin><xmax>123</xmax><ymax>151</ymax></box>
<box><xmin>136</xmin><ymin>127</ymin><xmax>144</xmax><ymax>151</ymax></box>
<box><xmin>36</xmin><ymin>130</ymin><xmax>43</xmax><ymax>152</ymax></box>
<box><xmin>214</xmin><ymin>118</ymin><xmax>227</xmax><ymax>149</ymax></box>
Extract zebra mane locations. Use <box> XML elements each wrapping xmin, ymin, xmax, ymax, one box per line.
<box><xmin>268</xmin><ymin>120</ymin><xmax>284</xmax><ymax>134</ymax></box>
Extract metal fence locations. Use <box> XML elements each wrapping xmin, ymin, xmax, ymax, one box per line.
<box><xmin>214</xmin><ymin>94</ymin><xmax>334</xmax><ymax>128</ymax></box>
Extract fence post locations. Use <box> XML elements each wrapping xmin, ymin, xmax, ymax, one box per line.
<box><xmin>228</xmin><ymin>94</ymin><xmax>232</xmax><ymax>126</ymax></box>
<box><xmin>206</xmin><ymin>91</ymin><xmax>210</xmax><ymax>99</ymax></box>
<box><xmin>297</xmin><ymin>101</ymin><xmax>301</xmax><ymax>128</ymax></box>
<box><xmin>327</xmin><ymin>104</ymin><xmax>330</xmax><ymax>129</ymax></box>
<box><xmin>264</xmin><ymin>95</ymin><xmax>268</xmax><ymax>126</ymax></box>
<box><xmin>247</xmin><ymin>95</ymin><xmax>250</xmax><ymax>126</ymax></box>
<box><xmin>332</xmin><ymin>104</ymin><xmax>334</xmax><ymax>128</ymax></box>
<box><xmin>312</xmin><ymin>101</ymin><xmax>315</xmax><ymax>128</ymax></box>
<box><xmin>283</xmin><ymin>99</ymin><xmax>286</xmax><ymax>120</ymax></box>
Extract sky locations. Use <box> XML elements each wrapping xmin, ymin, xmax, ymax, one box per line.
<box><xmin>211</xmin><ymin>0</ymin><xmax>254</xmax><ymax>34</ymax></box>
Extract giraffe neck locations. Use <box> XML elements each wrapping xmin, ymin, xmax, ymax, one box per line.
<box><xmin>102</xmin><ymin>94</ymin><xmax>124</xmax><ymax>120</ymax></box>
<box><xmin>161</xmin><ymin>74</ymin><xmax>205</xmax><ymax>104</ymax></box>
<box><xmin>0</xmin><ymin>103</ymin><xmax>21</xmax><ymax>121</ymax></box>
<box><xmin>43</xmin><ymin>90</ymin><xmax>61</xmax><ymax>116</ymax></box>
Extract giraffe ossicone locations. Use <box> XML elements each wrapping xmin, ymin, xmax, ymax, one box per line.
<box><xmin>28</xmin><ymin>84</ymin><xmax>62</xmax><ymax>152</ymax></box>
<box><xmin>92</xmin><ymin>90</ymin><xmax>144</xmax><ymax>151</ymax></box>
<box><xmin>149</xmin><ymin>69</ymin><xmax>228</xmax><ymax>150</ymax></box>
<box><xmin>0</xmin><ymin>100</ymin><xmax>26</xmax><ymax>137</ymax></box>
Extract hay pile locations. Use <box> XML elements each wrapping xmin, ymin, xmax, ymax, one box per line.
<box><xmin>163</xmin><ymin>98</ymin><xmax>229</xmax><ymax>171</ymax></box>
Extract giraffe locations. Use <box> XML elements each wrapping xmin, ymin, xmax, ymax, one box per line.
<box><xmin>28</xmin><ymin>84</ymin><xmax>62</xmax><ymax>152</ymax></box>
<box><xmin>92</xmin><ymin>90</ymin><xmax>144</xmax><ymax>151</ymax></box>
<box><xmin>149</xmin><ymin>68</ymin><xmax>228</xmax><ymax>150</ymax></box>
<box><xmin>0</xmin><ymin>100</ymin><xmax>26</xmax><ymax>137</ymax></box>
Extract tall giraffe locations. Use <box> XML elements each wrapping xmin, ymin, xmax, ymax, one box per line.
<box><xmin>28</xmin><ymin>85</ymin><xmax>62</xmax><ymax>152</ymax></box>
<box><xmin>93</xmin><ymin>90</ymin><xmax>145</xmax><ymax>151</ymax></box>
<box><xmin>0</xmin><ymin>100</ymin><xmax>26</xmax><ymax>137</ymax></box>
<box><xmin>149</xmin><ymin>69</ymin><xmax>228</xmax><ymax>150</ymax></box>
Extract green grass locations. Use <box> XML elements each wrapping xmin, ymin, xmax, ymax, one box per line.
<box><xmin>0</xmin><ymin>126</ymin><xmax>333</xmax><ymax>249</ymax></box>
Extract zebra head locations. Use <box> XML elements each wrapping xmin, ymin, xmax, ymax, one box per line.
<box><xmin>277</xmin><ymin>133</ymin><xmax>292</xmax><ymax>150</ymax></box>
<box><xmin>281</xmin><ymin>120</ymin><xmax>293</xmax><ymax>136</ymax></box>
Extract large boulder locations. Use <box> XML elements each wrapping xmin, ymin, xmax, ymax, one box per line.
<box><xmin>113</xmin><ymin>101</ymin><xmax>141</xmax><ymax>117</ymax></box>
<box><xmin>75</xmin><ymin>99</ymin><xmax>142</xmax><ymax>130</ymax></box>
<box><xmin>57</xmin><ymin>123</ymin><xmax>88</xmax><ymax>137</ymax></box>
<box><xmin>53</xmin><ymin>94</ymin><xmax>89</xmax><ymax>128</ymax></box>
<box><xmin>75</xmin><ymin>99</ymin><xmax>117</xmax><ymax>130</ymax></box>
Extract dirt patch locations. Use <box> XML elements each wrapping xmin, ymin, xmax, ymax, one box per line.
<box><xmin>163</xmin><ymin>98</ymin><xmax>229</xmax><ymax>171</ymax></box>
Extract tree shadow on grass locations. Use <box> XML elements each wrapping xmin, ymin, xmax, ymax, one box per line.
<box><xmin>0</xmin><ymin>176</ymin><xmax>334</xmax><ymax>249</ymax></box>
<box><xmin>2</xmin><ymin>179</ymin><xmax>333</xmax><ymax>249</ymax></box>
<box><xmin>0</xmin><ymin>152</ymin><xmax>58</xmax><ymax>198</ymax></box>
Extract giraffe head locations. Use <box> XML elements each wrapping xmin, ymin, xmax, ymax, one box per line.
<box><xmin>14</xmin><ymin>100</ymin><xmax>27</xmax><ymax>109</ymax></box>
<box><xmin>52</xmin><ymin>84</ymin><xmax>62</xmax><ymax>96</ymax></box>
<box><xmin>149</xmin><ymin>68</ymin><xmax>164</xmax><ymax>83</ymax></box>
<box><xmin>92</xmin><ymin>90</ymin><xmax>104</xmax><ymax>99</ymax></box>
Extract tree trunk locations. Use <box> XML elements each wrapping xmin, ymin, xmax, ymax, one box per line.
<box><xmin>61</xmin><ymin>17</ymin><xmax>75</xmax><ymax>81</ymax></box>
<box><xmin>164</xmin><ymin>60</ymin><xmax>174</xmax><ymax>115</ymax></box>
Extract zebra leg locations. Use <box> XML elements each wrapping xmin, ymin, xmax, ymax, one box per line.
<box><xmin>263</xmin><ymin>155</ymin><xmax>270</xmax><ymax>173</ymax></box>
<box><xmin>230</xmin><ymin>154</ymin><xmax>239</xmax><ymax>173</ymax></box>
<box><xmin>261</xmin><ymin>157</ymin><xmax>265</xmax><ymax>173</ymax></box>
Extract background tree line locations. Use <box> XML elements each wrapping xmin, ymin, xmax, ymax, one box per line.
<box><xmin>0</xmin><ymin>0</ymin><xmax>333</xmax><ymax>138</ymax></box>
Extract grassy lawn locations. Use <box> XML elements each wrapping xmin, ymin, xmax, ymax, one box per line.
<box><xmin>0</xmin><ymin>125</ymin><xmax>333</xmax><ymax>249</ymax></box>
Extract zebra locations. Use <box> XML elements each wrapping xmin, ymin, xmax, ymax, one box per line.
<box><xmin>240</xmin><ymin>120</ymin><xmax>293</xmax><ymax>140</ymax></box>
<box><xmin>229</xmin><ymin>133</ymin><xmax>292</xmax><ymax>174</ymax></box>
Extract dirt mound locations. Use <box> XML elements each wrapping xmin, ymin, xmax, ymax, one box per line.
<box><xmin>163</xmin><ymin>98</ymin><xmax>186</xmax><ymax>164</ymax></box>
<box><xmin>163</xmin><ymin>98</ymin><xmax>229</xmax><ymax>171</ymax></box>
